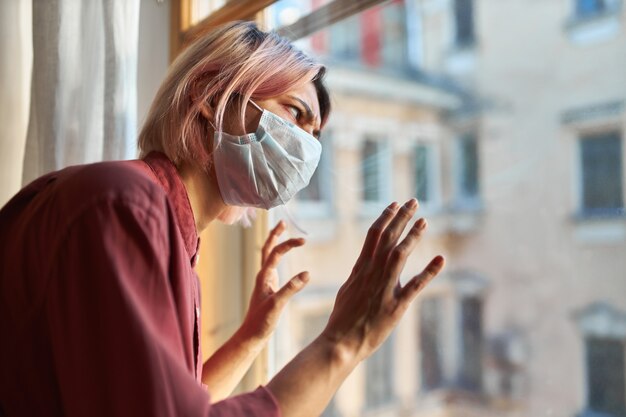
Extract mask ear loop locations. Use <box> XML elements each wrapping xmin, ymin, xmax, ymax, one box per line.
<box><xmin>274</xmin><ymin>205</ymin><xmax>309</xmax><ymax>237</ymax></box>
<box><xmin>249</xmin><ymin>99</ymin><xmax>264</xmax><ymax>113</ymax></box>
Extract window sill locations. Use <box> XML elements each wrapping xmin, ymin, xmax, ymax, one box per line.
<box><xmin>576</xmin><ymin>408</ymin><xmax>623</xmax><ymax>417</ymax></box>
<box><xmin>362</xmin><ymin>399</ymin><xmax>400</xmax><ymax>416</ymax></box>
<box><xmin>565</xmin><ymin>11</ymin><xmax>621</xmax><ymax>45</ymax></box>
<box><xmin>445</xmin><ymin>44</ymin><xmax>477</xmax><ymax>75</ymax></box>
<box><xmin>572</xmin><ymin>209</ymin><xmax>626</xmax><ymax>222</ymax></box>
<box><xmin>441</xmin><ymin>201</ymin><xmax>484</xmax><ymax>234</ymax></box>
<box><xmin>358</xmin><ymin>201</ymin><xmax>391</xmax><ymax>220</ymax></box>
<box><xmin>571</xmin><ymin>210</ymin><xmax>626</xmax><ymax>244</ymax></box>
<box><xmin>415</xmin><ymin>387</ymin><xmax>488</xmax><ymax>411</ymax></box>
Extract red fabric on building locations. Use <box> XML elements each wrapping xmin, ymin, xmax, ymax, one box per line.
<box><xmin>0</xmin><ymin>152</ymin><xmax>281</xmax><ymax>416</ymax></box>
<box><xmin>361</xmin><ymin>6</ymin><xmax>382</xmax><ymax>67</ymax></box>
<box><xmin>311</xmin><ymin>0</ymin><xmax>327</xmax><ymax>53</ymax></box>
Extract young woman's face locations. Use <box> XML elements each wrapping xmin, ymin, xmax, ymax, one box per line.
<box><xmin>253</xmin><ymin>81</ymin><xmax>322</xmax><ymax>139</ymax></box>
<box><xmin>220</xmin><ymin>81</ymin><xmax>322</xmax><ymax>139</ymax></box>
<box><xmin>216</xmin><ymin>81</ymin><xmax>323</xmax><ymax>225</ymax></box>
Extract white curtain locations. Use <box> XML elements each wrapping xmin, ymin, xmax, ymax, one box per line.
<box><xmin>22</xmin><ymin>0</ymin><xmax>141</xmax><ymax>184</ymax></box>
<box><xmin>0</xmin><ymin>0</ymin><xmax>32</xmax><ymax>205</ymax></box>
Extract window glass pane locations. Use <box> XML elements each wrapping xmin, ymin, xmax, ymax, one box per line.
<box><xmin>414</xmin><ymin>144</ymin><xmax>430</xmax><ymax>203</ymax></box>
<box><xmin>362</xmin><ymin>139</ymin><xmax>381</xmax><ymax>202</ymax></box>
<box><xmin>586</xmin><ymin>338</ymin><xmax>626</xmax><ymax>416</ymax></box>
<box><xmin>454</xmin><ymin>0</ymin><xmax>475</xmax><ymax>46</ymax></box>
<box><xmin>580</xmin><ymin>132</ymin><xmax>623</xmax><ymax>215</ymax></box>
<box><xmin>576</xmin><ymin>0</ymin><xmax>606</xmax><ymax>17</ymax></box>
<box><xmin>329</xmin><ymin>13</ymin><xmax>360</xmax><ymax>61</ymax></box>
<box><xmin>262</xmin><ymin>1</ymin><xmax>626</xmax><ymax>416</ymax></box>
<box><xmin>419</xmin><ymin>298</ymin><xmax>443</xmax><ymax>391</ymax></box>
<box><xmin>458</xmin><ymin>134</ymin><xmax>479</xmax><ymax>200</ymax></box>
<box><xmin>459</xmin><ymin>297</ymin><xmax>483</xmax><ymax>391</ymax></box>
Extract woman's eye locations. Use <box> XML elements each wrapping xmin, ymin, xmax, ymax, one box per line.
<box><xmin>287</xmin><ymin>105</ymin><xmax>301</xmax><ymax>120</ymax></box>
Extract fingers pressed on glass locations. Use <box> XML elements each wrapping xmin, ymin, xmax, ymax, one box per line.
<box><xmin>375</xmin><ymin>199</ymin><xmax>419</xmax><ymax>263</ymax></box>
<box><xmin>262</xmin><ymin>220</ymin><xmax>286</xmax><ymax>262</ymax></box>
<box><xmin>356</xmin><ymin>202</ymin><xmax>399</xmax><ymax>263</ymax></box>
<box><xmin>383</xmin><ymin>218</ymin><xmax>428</xmax><ymax>290</ymax></box>
<box><xmin>264</xmin><ymin>238</ymin><xmax>306</xmax><ymax>269</ymax></box>
<box><xmin>399</xmin><ymin>255</ymin><xmax>445</xmax><ymax>303</ymax></box>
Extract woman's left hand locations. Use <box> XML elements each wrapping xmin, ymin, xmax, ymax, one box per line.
<box><xmin>240</xmin><ymin>220</ymin><xmax>310</xmax><ymax>342</ymax></box>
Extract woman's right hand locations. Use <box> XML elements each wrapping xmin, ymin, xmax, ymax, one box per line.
<box><xmin>321</xmin><ymin>199</ymin><xmax>445</xmax><ymax>362</ymax></box>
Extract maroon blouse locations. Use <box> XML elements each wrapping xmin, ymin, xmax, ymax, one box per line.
<box><xmin>0</xmin><ymin>152</ymin><xmax>280</xmax><ymax>416</ymax></box>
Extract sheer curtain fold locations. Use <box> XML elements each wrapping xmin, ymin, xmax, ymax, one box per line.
<box><xmin>23</xmin><ymin>0</ymin><xmax>140</xmax><ymax>185</ymax></box>
<box><xmin>0</xmin><ymin>0</ymin><xmax>32</xmax><ymax>206</ymax></box>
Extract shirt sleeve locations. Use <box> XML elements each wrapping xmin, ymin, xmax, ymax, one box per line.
<box><xmin>45</xmin><ymin>195</ymin><xmax>281</xmax><ymax>417</ymax></box>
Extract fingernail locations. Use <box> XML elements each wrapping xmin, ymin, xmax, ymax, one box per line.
<box><xmin>434</xmin><ymin>255</ymin><xmax>444</xmax><ymax>265</ymax></box>
<box><xmin>416</xmin><ymin>218</ymin><xmax>426</xmax><ymax>229</ymax></box>
<box><xmin>390</xmin><ymin>201</ymin><xmax>399</xmax><ymax>209</ymax></box>
<box><xmin>407</xmin><ymin>198</ymin><xmax>418</xmax><ymax>209</ymax></box>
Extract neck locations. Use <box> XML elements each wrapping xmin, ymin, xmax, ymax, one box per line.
<box><xmin>176</xmin><ymin>161</ymin><xmax>226</xmax><ymax>233</ymax></box>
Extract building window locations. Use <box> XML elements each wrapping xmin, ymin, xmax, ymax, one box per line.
<box><xmin>361</xmin><ymin>138</ymin><xmax>390</xmax><ymax>204</ymax></box>
<box><xmin>419</xmin><ymin>273</ymin><xmax>488</xmax><ymax>394</ymax></box>
<box><xmin>419</xmin><ymin>297</ymin><xmax>444</xmax><ymax>391</ymax></box>
<box><xmin>414</xmin><ymin>144</ymin><xmax>430</xmax><ymax>204</ymax></box>
<box><xmin>576</xmin><ymin>0</ymin><xmax>608</xmax><ymax>18</ymax></box>
<box><xmin>574</xmin><ymin>302</ymin><xmax>626</xmax><ymax>417</ymax></box>
<box><xmin>413</xmin><ymin>143</ymin><xmax>440</xmax><ymax>208</ymax></box>
<box><xmin>453</xmin><ymin>0</ymin><xmax>475</xmax><ymax>47</ymax></box>
<box><xmin>329</xmin><ymin>13</ymin><xmax>361</xmax><ymax>61</ymax></box>
<box><xmin>365</xmin><ymin>337</ymin><xmax>394</xmax><ymax>409</ymax></box>
<box><xmin>458</xmin><ymin>296</ymin><xmax>483</xmax><ymax>391</ymax></box>
<box><xmin>579</xmin><ymin>132</ymin><xmax>623</xmax><ymax>216</ymax></box>
<box><xmin>325</xmin><ymin>1</ymin><xmax>408</xmax><ymax>70</ymax></box>
<box><xmin>381</xmin><ymin>0</ymin><xmax>407</xmax><ymax>69</ymax></box>
<box><xmin>585</xmin><ymin>337</ymin><xmax>626</xmax><ymax>416</ymax></box>
<box><xmin>455</xmin><ymin>134</ymin><xmax>480</xmax><ymax>205</ymax></box>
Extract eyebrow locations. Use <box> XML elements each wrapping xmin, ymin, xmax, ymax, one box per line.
<box><xmin>287</xmin><ymin>95</ymin><xmax>322</xmax><ymax>139</ymax></box>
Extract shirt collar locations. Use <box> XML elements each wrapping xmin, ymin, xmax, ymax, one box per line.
<box><xmin>142</xmin><ymin>152</ymin><xmax>199</xmax><ymax>263</ymax></box>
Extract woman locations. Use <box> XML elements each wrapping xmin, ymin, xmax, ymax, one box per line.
<box><xmin>0</xmin><ymin>21</ymin><xmax>444</xmax><ymax>416</ymax></box>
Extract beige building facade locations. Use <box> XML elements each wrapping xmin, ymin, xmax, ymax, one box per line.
<box><xmin>274</xmin><ymin>1</ymin><xmax>626</xmax><ymax>416</ymax></box>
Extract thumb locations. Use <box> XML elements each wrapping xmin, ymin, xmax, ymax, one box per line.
<box><xmin>275</xmin><ymin>271</ymin><xmax>310</xmax><ymax>304</ymax></box>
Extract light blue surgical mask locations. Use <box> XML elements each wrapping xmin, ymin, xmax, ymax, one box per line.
<box><xmin>212</xmin><ymin>100</ymin><xmax>322</xmax><ymax>209</ymax></box>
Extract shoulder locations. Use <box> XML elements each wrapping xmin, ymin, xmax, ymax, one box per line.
<box><xmin>15</xmin><ymin>159</ymin><xmax>175</xmax><ymax>247</ymax></box>
<box><xmin>55</xmin><ymin>159</ymin><xmax>169</xmax><ymax>218</ymax></box>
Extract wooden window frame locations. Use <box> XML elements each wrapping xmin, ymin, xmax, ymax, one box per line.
<box><xmin>171</xmin><ymin>0</ymin><xmax>389</xmax><ymax>60</ymax></box>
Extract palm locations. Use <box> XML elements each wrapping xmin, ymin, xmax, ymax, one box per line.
<box><xmin>242</xmin><ymin>221</ymin><xmax>309</xmax><ymax>341</ymax></box>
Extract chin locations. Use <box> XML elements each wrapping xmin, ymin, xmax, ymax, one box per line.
<box><xmin>217</xmin><ymin>206</ymin><xmax>257</xmax><ymax>227</ymax></box>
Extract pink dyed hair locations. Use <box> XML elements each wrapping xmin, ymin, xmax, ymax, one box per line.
<box><xmin>138</xmin><ymin>21</ymin><xmax>330</xmax><ymax>170</ymax></box>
